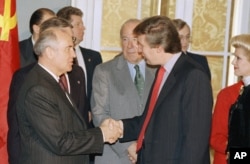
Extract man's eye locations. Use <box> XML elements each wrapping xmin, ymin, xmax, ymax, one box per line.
<box><xmin>122</xmin><ymin>38</ymin><xmax>128</xmax><ymax>41</ymax></box>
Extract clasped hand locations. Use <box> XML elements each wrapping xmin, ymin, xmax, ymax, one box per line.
<box><xmin>100</xmin><ymin>118</ymin><xmax>123</xmax><ymax>144</ymax></box>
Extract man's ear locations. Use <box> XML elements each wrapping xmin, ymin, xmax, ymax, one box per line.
<box><xmin>33</xmin><ymin>24</ymin><xmax>40</xmax><ymax>34</ymax></box>
<box><xmin>156</xmin><ymin>45</ymin><xmax>164</xmax><ymax>53</ymax></box>
<box><xmin>45</xmin><ymin>46</ymin><xmax>54</xmax><ymax>59</ymax></box>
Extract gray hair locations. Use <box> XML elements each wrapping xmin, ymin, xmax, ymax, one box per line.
<box><xmin>34</xmin><ymin>29</ymin><xmax>58</xmax><ymax>56</ymax></box>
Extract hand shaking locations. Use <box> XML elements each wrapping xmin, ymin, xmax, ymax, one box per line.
<box><xmin>100</xmin><ymin>118</ymin><xmax>123</xmax><ymax>144</ymax></box>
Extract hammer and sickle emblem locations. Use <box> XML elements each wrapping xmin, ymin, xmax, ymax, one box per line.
<box><xmin>0</xmin><ymin>0</ymin><xmax>17</xmax><ymax>41</ymax></box>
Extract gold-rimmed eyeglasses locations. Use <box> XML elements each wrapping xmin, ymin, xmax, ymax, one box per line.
<box><xmin>72</xmin><ymin>36</ymin><xmax>77</xmax><ymax>45</ymax></box>
<box><xmin>179</xmin><ymin>35</ymin><xmax>192</xmax><ymax>42</ymax></box>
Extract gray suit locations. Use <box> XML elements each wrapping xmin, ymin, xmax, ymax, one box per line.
<box><xmin>91</xmin><ymin>54</ymin><xmax>156</xmax><ymax>164</ymax></box>
<box><xmin>17</xmin><ymin>64</ymin><xmax>104</xmax><ymax>164</ymax></box>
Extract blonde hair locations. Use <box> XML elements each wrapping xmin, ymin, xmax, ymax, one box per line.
<box><xmin>231</xmin><ymin>34</ymin><xmax>250</xmax><ymax>59</ymax></box>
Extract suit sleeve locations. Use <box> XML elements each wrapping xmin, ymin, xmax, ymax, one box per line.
<box><xmin>180</xmin><ymin>69</ymin><xmax>213</xmax><ymax>164</ymax></box>
<box><xmin>91</xmin><ymin>65</ymin><xmax>111</xmax><ymax>126</ymax></box>
<box><xmin>7</xmin><ymin>71</ymin><xmax>25</xmax><ymax>164</ymax></box>
<box><xmin>120</xmin><ymin>116</ymin><xmax>141</xmax><ymax>142</ymax></box>
<box><xmin>24</xmin><ymin>86</ymin><xmax>104</xmax><ymax>155</ymax></box>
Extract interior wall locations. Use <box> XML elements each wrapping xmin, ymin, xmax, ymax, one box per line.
<box><xmin>17</xmin><ymin>0</ymin><xmax>71</xmax><ymax>41</ymax></box>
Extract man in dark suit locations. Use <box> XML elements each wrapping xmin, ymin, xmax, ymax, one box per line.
<box><xmin>7</xmin><ymin>17</ymin><xmax>91</xmax><ymax>164</ymax></box>
<box><xmin>57</xmin><ymin>6</ymin><xmax>102</xmax><ymax>99</ymax></box>
<box><xmin>19</xmin><ymin>8</ymin><xmax>55</xmax><ymax>67</ymax></box>
<box><xmin>118</xmin><ymin>16</ymin><xmax>213</xmax><ymax>164</ymax></box>
<box><xmin>16</xmin><ymin>25</ymin><xmax>121</xmax><ymax>164</ymax></box>
<box><xmin>172</xmin><ymin>18</ymin><xmax>211</xmax><ymax>80</ymax></box>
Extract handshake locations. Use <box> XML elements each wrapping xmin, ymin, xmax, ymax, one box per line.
<box><xmin>100</xmin><ymin>118</ymin><xmax>123</xmax><ymax>144</ymax></box>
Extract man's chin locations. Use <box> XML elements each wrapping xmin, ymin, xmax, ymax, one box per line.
<box><xmin>66</xmin><ymin>67</ymin><xmax>73</xmax><ymax>73</ymax></box>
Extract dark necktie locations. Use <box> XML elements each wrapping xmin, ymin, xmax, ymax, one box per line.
<box><xmin>134</xmin><ymin>65</ymin><xmax>145</xmax><ymax>97</ymax></box>
<box><xmin>59</xmin><ymin>74</ymin><xmax>69</xmax><ymax>93</ymax></box>
<box><xmin>136</xmin><ymin>66</ymin><xmax>166</xmax><ymax>152</ymax></box>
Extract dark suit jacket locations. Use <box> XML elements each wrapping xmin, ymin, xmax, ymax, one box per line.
<box><xmin>121</xmin><ymin>54</ymin><xmax>213</xmax><ymax>164</ymax></box>
<box><xmin>16</xmin><ymin>64</ymin><xmax>103</xmax><ymax>164</ymax></box>
<box><xmin>228</xmin><ymin>84</ymin><xmax>250</xmax><ymax>149</ymax></box>
<box><xmin>80</xmin><ymin>47</ymin><xmax>102</xmax><ymax>99</ymax></box>
<box><xmin>7</xmin><ymin>63</ymin><xmax>89</xmax><ymax>164</ymax></box>
<box><xmin>186</xmin><ymin>51</ymin><xmax>211</xmax><ymax>80</ymax></box>
<box><xmin>19</xmin><ymin>37</ymin><xmax>37</xmax><ymax>67</ymax></box>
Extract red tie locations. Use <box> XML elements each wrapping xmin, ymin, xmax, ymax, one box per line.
<box><xmin>136</xmin><ymin>66</ymin><xmax>166</xmax><ymax>152</ymax></box>
<box><xmin>59</xmin><ymin>74</ymin><xmax>69</xmax><ymax>93</ymax></box>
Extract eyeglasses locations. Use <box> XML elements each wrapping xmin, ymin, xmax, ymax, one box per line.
<box><xmin>121</xmin><ymin>37</ymin><xmax>138</xmax><ymax>44</ymax></box>
<box><xmin>72</xmin><ymin>36</ymin><xmax>77</xmax><ymax>45</ymax></box>
<box><xmin>179</xmin><ymin>35</ymin><xmax>192</xmax><ymax>42</ymax></box>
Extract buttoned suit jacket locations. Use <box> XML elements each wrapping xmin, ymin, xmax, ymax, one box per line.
<box><xmin>121</xmin><ymin>54</ymin><xmax>213</xmax><ymax>164</ymax></box>
<box><xmin>19</xmin><ymin>37</ymin><xmax>37</xmax><ymax>67</ymax></box>
<box><xmin>91</xmin><ymin>54</ymin><xmax>156</xmax><ymax>163</ymax></box>
<box><xmin>16</xmin><ymin>64</ymin><xmax>103</xmax><ymax>164</ymax></box>
<box><xmin>80</xmin><ymin>47</ymin><xmax>102</xmax><ymax>99</ymax></box>
<box><xmin>7</xmin><ymin>64</ymin><xmax>89</xmax><ymax>164</ymax></box>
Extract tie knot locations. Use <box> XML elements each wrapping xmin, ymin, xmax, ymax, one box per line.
<box><xmin>134</xmin><ymin>64</ymin><xmax>144</xmax><ymax>97</ymax></box>
<box><xmin>59</xmin><ymin>74</ymin><xmax>69</xmax><ymax>92</ymax></box>
<box><xmin>159</xmin><ymin>66</ymin><xmax>166</xmax><ymax>74</ymax></box>
<box><xmin>134</xmin><ymin>64</ymin><xmax>140</xmax><ymax>71</ymax></box>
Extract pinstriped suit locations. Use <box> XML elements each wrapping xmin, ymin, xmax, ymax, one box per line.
<box><xmin>7</xmin><ymin>64</ymin><xmax>90</xmax><ymax>164</ymax></box>
<box><xmin>121</xmin><ymin>54</ymin><xmax>213</xmax><ymax>164</ymax></box>
<box><xmin>16</xmin><ymin>64</ymin><xmax>104</xmax><ymax>164</ymax></box>
<box><xmin>91</xmin><ymin>54</ymin><xmax>156</xmax><ymax>164</ymax></box>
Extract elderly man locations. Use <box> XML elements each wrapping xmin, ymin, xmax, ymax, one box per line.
<box><xmin>16</xmin><ymin>28</ymin><xmax>121</xmax><ymax>164</ymax></box>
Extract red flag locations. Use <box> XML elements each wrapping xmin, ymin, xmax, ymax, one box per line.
<box><xmin>0</xmin><ymin>0</ymin><xmax>20</xmax><ymax>163</ymax></box>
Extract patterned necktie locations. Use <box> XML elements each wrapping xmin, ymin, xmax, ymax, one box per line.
<box><xmin>59</xmin><ymin>74</ymin><xmax>69</xmax><ymax>93</ymax></box>
<box><xmin>136</xmin><ymin>66</ymin><xmax>166</xmax><ymax>152</ymax></box>
<box><xmin>134</xmin><ymin>65</ymin><xmax>145</xmax><ymax>97</ymax></box>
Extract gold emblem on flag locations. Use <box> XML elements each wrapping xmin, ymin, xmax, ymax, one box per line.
<box><xmin>0</xmin><ymin>0</ymin><xmax>17</xmax><ymax>41</ymax></box>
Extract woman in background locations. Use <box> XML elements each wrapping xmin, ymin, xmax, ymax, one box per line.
<box><xmin>210</xmin><ymin>34</ymin><xmax>250</xmax><ymax>164</ymax></box>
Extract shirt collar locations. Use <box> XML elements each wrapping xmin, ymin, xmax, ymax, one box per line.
<box><xmin>162</xmin><ymin>52</ymin><xmax>182</xmax><ymax>73</ymax></box>
<box><xmin>243</xmin><ymin>76</ymin><xmax>250</xmax><ymax>86</ymax></box>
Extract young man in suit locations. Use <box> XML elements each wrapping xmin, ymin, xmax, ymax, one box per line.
<box><xmin>118</xmin><ymin>16</ymin><xmax>213</xmax><ymax>164</ymax></box>
<box><xmin>91</xmin><ymin>19</ymin><xmax>156</xmax><ymax>164</ymax></box>
<box><xmin>16</xmin><ymin>26</ymin><xmax>121</xmax><ymax>164</ymax></box>
<box><xmin>7</xmin><ymin>17</ymin><xmax>91</xmax><ymax>164</ymax></box>
<box><xmin>57</xmin><ymin>6</ymin><xmax>102</xmax><ymax>99</ymax></box>
<box><xmin>19</xmin><ymin>8</ymin><xmax>55</xmax><ymax>67</ymax></box>
<box><xmin>172</xmin><ymin>18</ymin><xmax>211</xmax><ymax>80</ymax></box>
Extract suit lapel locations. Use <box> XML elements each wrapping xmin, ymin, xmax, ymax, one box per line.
<box><xmin>68</xmin><ymin>65</ymin><xmax>85</xmax><ymax>106</ymax></box>
<box><xmin>153</xmin><ymin>54</ymin><xmax>186</xmax><ymax>110</ymax></box>
<box><xmin>80</xmin><ymin>47</ymin><xmax>91</xmax><ymax>74</ymax></box>
<box><xmin>116</xmin><ymin>55</ymin><xmax>141</xmax><ymax>99</ymax></box>
<box><xmin>36</xmin><ymin>65</ymin><xmax>87</xmax><ymax>127</ymax></box>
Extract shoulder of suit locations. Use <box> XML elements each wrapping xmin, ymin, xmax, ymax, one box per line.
<box><xmin>221</xmin><ymin>81</ymin><xmax>244</xmax><ymax>93</ymax></box>
<box><xmin>186</xmin><ymin>51</ymin><xmax>206</xmax><ymax>59</ymax></box>
<box><xmin>19</xmin><ymin>37</ymin><xmax>32</xmax><ymax>45</ymax></box>
<box><xmin>175</xmin><ymin>54</ymin><xmax>204</xmax><ymax>74</ymax></box>
<box><xmin>79</xmin><ymin>46</ymin><xmax>101</xmax><ymax>55</ymax></box>
<box><xmin>97</xmin><ymin>56</ymin><xmax>118</xmax><ymax>67</ymax></box>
